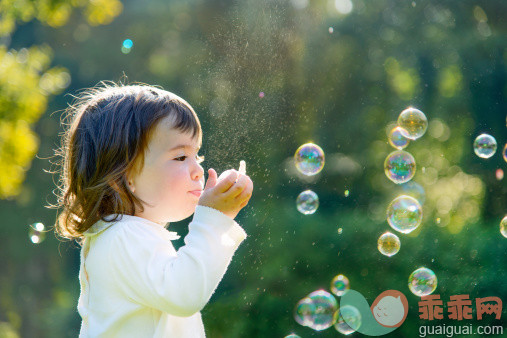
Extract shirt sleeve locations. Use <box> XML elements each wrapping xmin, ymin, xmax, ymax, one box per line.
<box><xmin>109</xmin><ymin>206</ymin><xmax>247</xmax><ymax>317</ymax></box>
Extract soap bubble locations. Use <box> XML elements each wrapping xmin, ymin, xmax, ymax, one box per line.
<box><xmin>408</xmin><ymin>267</ymin><xmax>438</xmax><ymax>296</ymax></box>
<box><xmin>397</xmin><ymin>107</ymin><xmax>428</xmax><ymax>140</ymax></box>
<box><xmin>296</xmin><ymin>190</ymin><xmax>319</xmax><ymax>215</ymax></box>
<box><xmin>307</xmin><ymin>290</ymin><xmax>338</xmax><ymax>331</ymax></box>
<box><xmin>330</xmin><ymin>274</ymin><xmax>350</xmax><ymax>296</ymax></box>
<box><xmin>259</xmin><ymin>91</ymin><xmax>265</xmax><ymax>98</ymax></box>
<box><xmin>294</xmin><ymin>143</ymin><xmax>325</xmax><ymax>176</ymax></box>
<box><xmin>473</xmin><ymin>134</ymin><xmax>497</xmax><ymax>159</ymax></box>
<box><xmin>384</xmin><ymin>150</ymin><xmax>416</xmax><ymax>184</ymax></box>
<box><xmin>334</xmin><ymin>305</ymin><xmax>361</xmax><ymax>335</ymax></box>
<box><xmin>501</xmin><ymin>216</ymin><xmax>507</xmax><ymax>238</ymax></box>
<box><xmin>388</xmin><ymin>126</ymin><xmax>410</xmax><ymax>150</ymax></box>
<box><xmin>344</xmin><ymin>190</ymin><xmax>350</xmax><ymax>197</ymax></box>
<box><xmin>400</xmin><ymin>181</ymin><xmax>425</xmax><ymax>204</ymax></box>
<box><xmin>387</xmin><ymin>195</ymin><xmax>423</xmax><ymax>234</ymax></box>
<box><xmin>378</xmin><ymin>232</ymin><xmax>401</xmax><ymax>257</ymax></box>
<box><xmin>496</xmin><ymin>169</ymin><xmax>504</xmax><ymax>181</ymax></box>
<box><xmin>294</xmin><ymin>297</ymin><xmax>315</xmax><ymax>326</ymax></box>
<box><xmin>29</xmin><ymin>222</ymin><xmax>46</xmax><ymax>244</ymax></box>
<box><xmin>284</xmin><ymin>335</ymin><xmax>301</xmax><ymax>338</ymax></box>
<box><xmin>502</xmin><ymin>143</ymin><xmax>507</xmax><ymax>162</ymax></box>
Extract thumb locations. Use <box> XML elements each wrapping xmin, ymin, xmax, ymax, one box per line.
<box><xmin>204</xmin><ymin>168</ymin><xmax>218</xmax><ymax>190</ymax></box>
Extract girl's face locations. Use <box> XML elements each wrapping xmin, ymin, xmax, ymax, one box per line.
<box><xmin>128</xmin><ymin>116</ymin><xmax>204</xmax><ymax>224</ymax></box>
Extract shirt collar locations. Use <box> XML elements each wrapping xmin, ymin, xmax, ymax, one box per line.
<box><xmin>83</xmin><ymin>214</ymin><xmax>180</xmax><ymax>240</ymax></box>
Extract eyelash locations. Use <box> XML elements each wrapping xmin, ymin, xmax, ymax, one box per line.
<box><xmin>174</xmin><ymin>155</ymin><xmax>205</xmax><ymax>163</ymax></box>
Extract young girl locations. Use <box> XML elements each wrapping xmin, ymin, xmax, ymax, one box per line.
<box><xmin>53</xmin><ymin>82</ymin><xmax>253</xmax><ymax>337</ymax></box>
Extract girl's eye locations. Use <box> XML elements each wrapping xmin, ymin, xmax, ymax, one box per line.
<box><xmin>174</xmin><ymin>155</ymin><xmax>204</xmax><ymax>163</ymax></box>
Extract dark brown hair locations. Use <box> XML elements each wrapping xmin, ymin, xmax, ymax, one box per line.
<box><xmin>51</xmin><ymin>82</ymin><xmax>202</xmax><ymax>241</ymax></box>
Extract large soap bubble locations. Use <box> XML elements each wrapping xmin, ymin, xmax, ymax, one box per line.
<box><xmin>387</xmin><ymin>195</ymin><xmax>423</xmax><ymax>234</ymax></box>
<box><xmin>294</xmin><ymin>143</ymin><xmax>325</xmax><ymax>175</ymax></box>
<box><xmin>384</xmin><ymin>150</ymin><xmax>416</xmax><ymax>184</ymax></box>
<box><xmin>294</xmin><ymin>297</ymin><xmax>315</xmax><ymax>326</ymax></box>
<box><xmin>378</xmin><ymin>232</ymin><xmax>401</xmax><ymax>257</ymax></box>
<box><xmin>408</xmin><ymin>267</ymin><xmax>438</xmax><ymax>297</ymax></box>
<box><xmin>306</xmin><ymin>290</ymin><xmax>338</xmax><ymax>331</ymax></box>
<box><xmin>388</xmin><ymin>126</ymin><xmax>410</xmax><ymax>150</ymax></box>
<box><xmin>473</xmin><ymin>134</ymin><xmax>497</xmax><ymax>159</ymax></box>
<box><xmin>500</xmin><ymin>216</ymin><xmax>507</xmax><ymax>238</ymax></box>
<box><xmin>330</xmin><ymin>274</ymin><xmax>350</xmax><ymax>297</ymax></box>
<box><xmin>296</xmin><ymin>190</ymin><xmax>319</xmax><ymax>215</ymax></box>
<box><xmin>397</xmin><ymin>107</ymin><xmax>428</xmax><ymax>140</ymax></box>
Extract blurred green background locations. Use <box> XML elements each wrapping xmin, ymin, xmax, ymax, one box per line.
<box><xmin>0</xmin><ymin>0</ymin><xmax>506</xmax><ymax>337</ymax></box>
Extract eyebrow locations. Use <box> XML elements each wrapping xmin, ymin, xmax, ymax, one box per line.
<box><xmin>168</xmin><ymin>144</ymin><xmax>201</xmax><ymax>152</ymax></box>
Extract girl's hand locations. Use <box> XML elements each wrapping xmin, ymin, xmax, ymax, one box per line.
<box><xmin>198</xmin><ymin>167</ymin><xmax>253</xmax><ymax>219</ymax></box>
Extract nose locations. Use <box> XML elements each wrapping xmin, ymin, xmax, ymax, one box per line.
<box><xmin>191</xmin><ymin>160</ymin><xmax>204</xmax><ymax>182</ymax></box>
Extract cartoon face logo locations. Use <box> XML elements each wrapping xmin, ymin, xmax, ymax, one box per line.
<box><xmin>370</xmin><ymin>290</ymin><xmax>408</xmax><ymax>328</ymax></box>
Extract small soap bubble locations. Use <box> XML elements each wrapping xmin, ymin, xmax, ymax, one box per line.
<box><xmin>337</xmin><ymin>227</ymin><xmax>343</xmax><ymax>234</ymax></box>
<box><xmin>387</xmin><ymin>195</ymin><xmax>423</xmax><ymax>234</ymax></box>
<box><xmin>344</xmin><ymin>190</ymin><xmax>350</xmax><ymax>197</ymax></box>
<box><xmin>378</xmin><ymin>232</ymin><xmax>401</xmax><ymax>257</ymax></box>
<box><xmin>408</xmin><ymin>267</ymin><xmax>438</xmax><ymax>297</ymax></box>
<box><xmin>29</xmin><ymin>222</ymin><xmax>46</xmax><ymax>244</ymax></box>
<box><xmin>500</xmin><ymin>216</ymin><xmax>507</xmax><ymax>238</ymax></box>
<box><xmin>384</xmin><ymin>150</ymin><xmax>416</xmax><ymax>184</ymax></box>
<box><xmin>397</xmin><ymin>107</ymin><xmax>428</xmax><ymax>140</ymax></box>
<box><xmin>330</xmin><ymin>274</ymin><xmax>349</xmax><ymax>296</ymax></box>
<box><xmin>307</xmin><ymin>290</ymin><xmax>338</xmax><ymax>331</ymax></box>
<box><xmin>334</xmin><ymin>305</ymin><xmax>361</xmax><ymax>335</ymax></box>
<box><xmin>329</xmin><ymin>27</ymin><xmax>334</xmax><ymax>33</ymax></box>
<box><xmin>435</xmin><ymin>217</ymin><xmax>441</xmax><ymax>224</ymax></box>
<box><xmin>496</xmin><ymin>169</ymin><xmax>504</xmax><ymax>180</ymax></box>
<box><xmin>121</xmin><ymin>39</ymin><xmax>133</xmax><ymax>54</ymax></box>
<box><xmin>294</xmin><ymin>297</ymin><xmax>315</xmax><ymax>326</ymax></box>
<box><xmin>259</xmin><ymin>91</ymin><xmax>265</xmax><ymax>98</ymax></box>
<box><xmin>296</xmin><ymin>190</ymin><xmax>319</xmax><ymax>215</ymax></box>
<box><xmin>284</xmin><ymin>335</ymin><xmax>301</xmax><ymax>338</ymax></box>
<box><xmin>473</xmin><ymin>134</ymin><xmax>497</xmax><ymax>159</ymax></box>
<box><xmin>294</xmin><ymin>143</ymin><xmax>325</xmax><ymax>176</ymax></box>
<box><xmin>502</xmin><ymin>143</ymin><xmax>507</xmax><ymax>162</ymax></box>
<box><xmin>388</xmin><ymin>126</ymin><xmax>410</xmax><ymax>150</ymax></box>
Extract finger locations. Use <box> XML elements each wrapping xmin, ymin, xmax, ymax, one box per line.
<box><xmin>204</xmin><ymin>168</ymin><xmax>218</xmax><ymax>190</ymax></box>
<box><xmin>215</xmin><ymin>171</ymin><xmax>238</xmax><ymax>193</ymax></box>
<box><xmin>238</xmin><ymin>160</ymin><xmax>246</xmax><ymax>175</ymax></box>
<box><xmin>236</xmin><ymin>178</ymin><xmax>253</xmax><ymax>203</ymax></box>
<box><xmin>226</xmin><ymin>175</ymin><xmax>248</xmax><ymax>198</ymax></box>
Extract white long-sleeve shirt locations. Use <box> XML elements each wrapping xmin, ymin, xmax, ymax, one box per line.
<box><xmin>77</xmin><ymin>205</ymin><xmax>247</xmax><ymax>337</ymax></box>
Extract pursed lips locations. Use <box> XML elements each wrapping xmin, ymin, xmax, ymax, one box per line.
<box><xmin>189</xmin><ymin>190</ymin><xmax>203</xmax><ymax>197</ymax></box>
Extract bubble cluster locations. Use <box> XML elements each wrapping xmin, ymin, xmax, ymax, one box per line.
<box><xmin>388</xmin><ymin>126</ymin><xmax>410</xmax><ymax>150</ymax></box>
<box><xmin>397</xmin><ymin>108</ymin><xmax>428</xmax><ymax>140</ymax></box>
<box><xmin>408</xmin><ymin>267</ymin><xmax>438</xmax><ymax>296</ymax></box>
<box><xmin>473</xmin><ymin>134</ymin><xmax>497</xmax><ymax>159</ymax></box>
<box><xmin>334</xmin><ymin>305</ymin><xmax>361</xmax><ymax>335</ymax></box>
<box><xmin>330</xmin><ymin>274</ymin><xmax>350</xmax><ymax>296</ymax></box>
<box><xmin>387</xmin><ymin>195</ymin><xmax>423</xmax><ymax>234</ymax></box>
<box><xmin>29</xmin><ymin>222</ymin><xmax>46</xmax><ymax>244</ymax></box>
<box><xmin>296</xmin><ymin>190</ymin><xmax>319</xmax><ymax>215</ymax></box>
<box><xmin>294</xmin><ymin>143</ymin><xmax>325</xmax><ymax>176</ymax></box>
<box><xmin>378</xmin><ymin>232</ymin><xmax>401</xmax><ymax>257</ymax></box>
<box><xmin>122</xmin><ymin>39</ymin><xmax>133</xmax><ymax>54</ymax></box>
<box><xmin>500</xmin><ymin>216</ymin><xmax>507</xmax><ymax>238</ymax></box>
<box><xmin>384</xmin><ymin>150</ymin><xmax>416</xmax><ymax>184</ymax></box>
